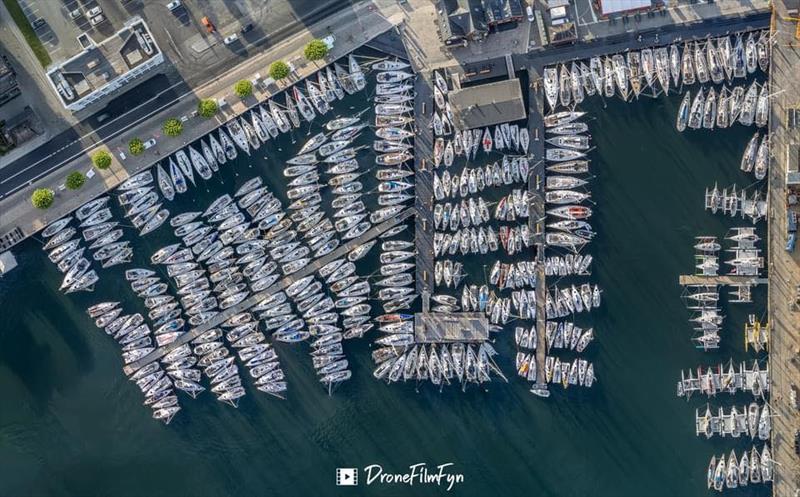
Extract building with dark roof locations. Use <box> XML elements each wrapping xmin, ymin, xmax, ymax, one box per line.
<box><xmin>449</xmin><ymin>78</ymin><xmax>527</xmax><ymax>129</ymax></box>
<box><xmin>437</xmin><ymin>0</ymin><xmax>488</xmax><ymax>46</ymax></box>
<box><xmin>0</xmin><ymin>55</ymin><xmax>21</xmax><ymax>108</ymax></box>
<box><xmin>482</xmin><ymin>0</ymin><xmax>524</xmax><ymax>26</ymax></box>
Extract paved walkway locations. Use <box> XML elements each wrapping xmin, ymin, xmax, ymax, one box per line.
<box><xmin>0</xmin><ymin>1</ymin><xmax>404</xmax><ymax>248</ymax></box>
<box><xmin>767</xmin><ymin>4</ymin><xmax>800</xmax><ymax>496</ymax></box>
<box><xmin>414</xmin><ymin>71</ymin><xmax>434</xmax><ymax>296</ymax></box>
<box><xmin>123</xmin><ymin>208</ymin><xmax>415</xmax><ymax>375</ymax></box>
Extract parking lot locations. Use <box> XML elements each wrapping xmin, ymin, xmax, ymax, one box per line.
<box><xmin>14</xmin><ymin>0</ymin><xmax>130</xmax><ymax>63</ymax></box>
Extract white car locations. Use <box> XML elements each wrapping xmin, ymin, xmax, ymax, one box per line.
<box><xmin>223</xmin><ymin>34</ymin><xmax>239</xmax><ymax>45</ymax></box>
<box><xmin>87</xmin><ymin>6</ymin><xmax>102</xmax><ymax>17</ymax></box>
<box><xmin>143</xmin><ymin>138</ymin><xmax>157</xmax><ymax>150</ymax></box>
<box><xmin>322</xmin><ymin>34</ymin><xmax>335</xmax><ymax>50</ymax></box>
<box><xmin>166</xmin><ymin>0</ymin><xmax>181</xmax><ymax>11</ymax></box>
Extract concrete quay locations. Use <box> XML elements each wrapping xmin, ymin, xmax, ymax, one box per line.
<box><xmin>767</xmin><ymin>2</ymin><xmax>800</xmax><ymax>496</ymax></box>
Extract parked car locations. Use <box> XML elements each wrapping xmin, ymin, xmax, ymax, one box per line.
<box><xmin>87</xmin><ymin>6</ymin><xmax>103</xmax><ymax>17</ymax></box>
<box><xmin>240</xmin><ymin>23</ymin><xmax>253</xmax><ymax>34</ymax></box>
<box><xmin>166</xmin><ymin>0</ymin><xmax>181</xmax><ymax>11</ymax></box>
<box><xmin>30</xmin><ymin>18</ymin><xmax>45</xmax><ymax>29</ymax></box>
<box><xmin>322</xmin><ymin>34</ymin><xmax>335</xmax><ymax>50</ymax></box>
<box><xmin>788</xmin><ymin>232</ymin><xmax>797</xmax><ymax>253</ymax></box>
<box><xmin>223</xmin><ymin>34</ymin><xmax>239</xmax><ymax>45</ymax></box>
<box><xmin>90</xmin><ymin>15</ymin><xmax>106</xmax><ymax>26</ymax></box>
<box><xmin>143</xmin><ymin>138</ymin><xmax>157</xmax><ymax>150</ymax></box>
<box><xmin>526</xmin><ymin>6</ymin><xmax>534</xmax><ymax>22</ymax></box>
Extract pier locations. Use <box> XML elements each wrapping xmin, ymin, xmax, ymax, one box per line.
<box><xmin>526</xmin><ymin>65</ymin><xmax>549</xmax><ymax>392</ymax></box>
<box><xmin>414</xmin><ymin>70</ymin><xmax>435</xmax><ymax>297</ymax></box>
<box><xmin>678</xmin><ymin>275</ymin><xmax>768</xmax><ymax>286</ymax></box>
<box><xmin>767</xmin><ymin>1</ymin><xmax>800</xmax><ymax>494</ymax></box>
<box><xmin>123</xmin><ymin>208</ymin><xmax>415</xmax><ymax>375</ymax></box>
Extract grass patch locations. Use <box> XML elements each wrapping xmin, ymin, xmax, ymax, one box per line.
<box><xmin>2</xmin><ymin>0</ymin><xmax>52</xmax><ymax>67</ymax></box>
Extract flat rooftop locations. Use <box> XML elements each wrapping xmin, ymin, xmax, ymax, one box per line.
<box><xmin>449</xmin><ymin>77</ymin><xmax>526</xmax><ymax>129</ymax></box>
<box><xmin>414</xmin><ymin>313</ymin><xmax>490</xmax><ymax>343</ymax></box>
<box><xmin>47</xmin><ymin>17</ymin><xmax>160</xmax><ymax>109</ymax></box>
<box><xmin>598</xmin><ymin>0</ymin><xmax>652</xmax><ymax>15</ymax></box>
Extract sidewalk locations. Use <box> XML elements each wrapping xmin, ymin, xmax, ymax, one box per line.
<box><xmin>0</xmin><ymin>1</ymin><xmax>404</xmax><ymax>246</ymax></box>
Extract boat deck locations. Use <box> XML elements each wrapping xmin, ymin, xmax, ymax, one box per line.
<box><xmin>123</xmin><ymin>207</ymin><xmax>416</xmax><ymax>375</ymax></box>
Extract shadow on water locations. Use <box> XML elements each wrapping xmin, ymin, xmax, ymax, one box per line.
<box><xmin>0</xmin><ymin>50</ymin><xmax>772</xmax><ymax>497</ymax></box>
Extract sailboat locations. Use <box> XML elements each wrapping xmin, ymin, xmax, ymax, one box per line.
<box><xmin>168</xmin><ymin>159</ymin><xmax>187</xmax><ymax>194</ymax></box>
<box><xmin>676</xmin><ymin>91</ymin><xmax>691</xmax><ymax>132</ymax></box>
<box><xmin>156</xmin><ymin>163</ymin><xmax>174</xmax><ymax>201</ymax></box>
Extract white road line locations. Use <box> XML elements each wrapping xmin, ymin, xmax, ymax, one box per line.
<box><xmin>2</xmin><ymin>97</ymin><xmax>184</xmax><ymax>196</ymax></box>
<box><xmin>1</xmin><ymin>79</ymin><xmax>189</xmax><ymax>186</ymax></box>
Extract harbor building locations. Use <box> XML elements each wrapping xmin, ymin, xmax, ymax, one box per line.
<box><xmin>437</xmin><ymin>0</ymin><xmax>489</xmax><ymax>46</ymax></box>
<box><xmin>46</xmin><ymin>17</ymin><xmax>164</xmax><ymax>113</ymax></box>
<box><xmin>448</xmin><ymin>77</ymin><xmax>526</xmax><ymax>129</ymax></box>
<box><xmin>436</xmin><ymin>0</ymin><xmax>524</xmax><ymax>47</ymax></box>
<box><xmin>594</xmin><ymin>0</ymin><xmax>655</xmax><ymax>18</ymax></box>
<box><xmin>414</xmin><ymin>313</ymin><xmax>490</xmax><ymax>343</ymax></box>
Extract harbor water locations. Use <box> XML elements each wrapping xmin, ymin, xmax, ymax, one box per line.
<box><xmin>0</xmin><ymin>83</ymin><xmax>769</xmax><ymax>496</ymax></box>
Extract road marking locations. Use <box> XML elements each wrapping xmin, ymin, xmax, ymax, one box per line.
<box><xmin>1</xmin><ymin>78</ymin><xmax>189</xmax><ymax>186</ymax></box>
<box><xmin>1</xmin><ymin>96</ymin><xmax>185</xmax><ymax>195</ymax></box>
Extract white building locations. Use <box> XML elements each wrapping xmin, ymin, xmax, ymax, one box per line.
<box><xmin>46</xmin><ymin>17</ymin><xmax>164</xmax><ymax>113</ymax></box>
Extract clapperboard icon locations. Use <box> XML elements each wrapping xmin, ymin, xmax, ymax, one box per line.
<box><xmin>336</xmin><ymin>468</ymin><xmax>358</xmax><ymax>486</ymax></box>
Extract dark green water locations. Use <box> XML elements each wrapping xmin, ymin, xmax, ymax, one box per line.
<box><xmin>0</xmin><ymin>86</ymin><xmax>769</xmax><ymax>497</ymax></box>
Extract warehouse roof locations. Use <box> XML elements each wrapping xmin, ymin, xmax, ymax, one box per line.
<box><xmin>449</xmin><ymin>78</ymin><xmax>526</xmax><ymax>129</ymax></box>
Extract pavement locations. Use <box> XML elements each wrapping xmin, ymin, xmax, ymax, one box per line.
<box><xmin>766</xmin><ymin>2</ymin><xmax>800</xmax><ymax>496</ymax></box>
<box><xmin>0</xmin><ymin>0</ymin><xmax>404</xmax><ymax>244</ymax></box>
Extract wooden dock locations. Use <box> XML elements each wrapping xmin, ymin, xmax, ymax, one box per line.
<box><xmin>527</xmin><ymin>65</ymin><xmax>549</xmax><ymax>392</ymax></box>
<box><xmin>678</xmin><ymin>275</ymin><xmax>768</xmax><ymax>286</ymax></box>
<box><xmin>123</xmin><ymin>208</ymin><xmax>415</xmax><ymax>375</ymax></box>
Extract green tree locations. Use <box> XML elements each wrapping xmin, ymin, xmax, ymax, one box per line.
<box><xmin>234</xmin><ymin>79</ymin><xmax>253</xmax><ymax>98</ymax></box>
<box><xmin>162</xmin><ymin>118</ymin><xmax>183</xmax><ymax>137</ymax></box>
<box><xmin>92</xmin><ymin>150</ymin><xmax>112</xmax><ymax>170</ymax></box>
<box><xmin>303</xmin><ymin>39</ymin><xmax>329</xmax><ymax>61</ymax></box>
<box><xmin>65</xmin><ymin>171</ymin><xmax>85</xmax><ymax>190</ymax></box>
<box><xmin>31</xmin><ymin>188</ymin><xmax>54</xmax><ymax>209</ymax></box>
<box><xmin>129</xmin><ymin>138</ymin><xmax>145</xmax><ymax>156</ymax></box>
<box><xmin>197</xmin><ymin>98</ymin><xmax>218</xmax><ymax>118</ymax></box>
<box><xmin>268</xmin><ymin>61</ymin><xmax>290</xmax><ymax>80</ymax></box>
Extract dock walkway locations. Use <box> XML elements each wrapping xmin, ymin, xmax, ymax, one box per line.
<box><xmin>123</xmin><ymin>208</ymin><xmax>415</xmax><ymax>375</ymax></box>
<box><xmin>527</xmin><ymin>65</ymin><xmax>548</xmax><ymax>391</ymax></box>
<box><xmin>678</xmin><ymin>275</ymin><xmax>768</xmax><ymax>286</ymax></box>
<box><xmin>415</xmin><ymin>71</ymin><xmax>435</xmax><ymax>296</ymax></box>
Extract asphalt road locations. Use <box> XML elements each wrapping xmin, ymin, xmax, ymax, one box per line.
<box><xmin>0</xmin><ymin>0</ymin><xmax>351</xmax><ymax>199</ymax></box>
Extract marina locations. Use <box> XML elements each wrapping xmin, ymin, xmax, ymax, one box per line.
<box><xmin>0</xmin><ymin>5</ymin><xmax>789</xmax><ymax>496</ymax></box>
